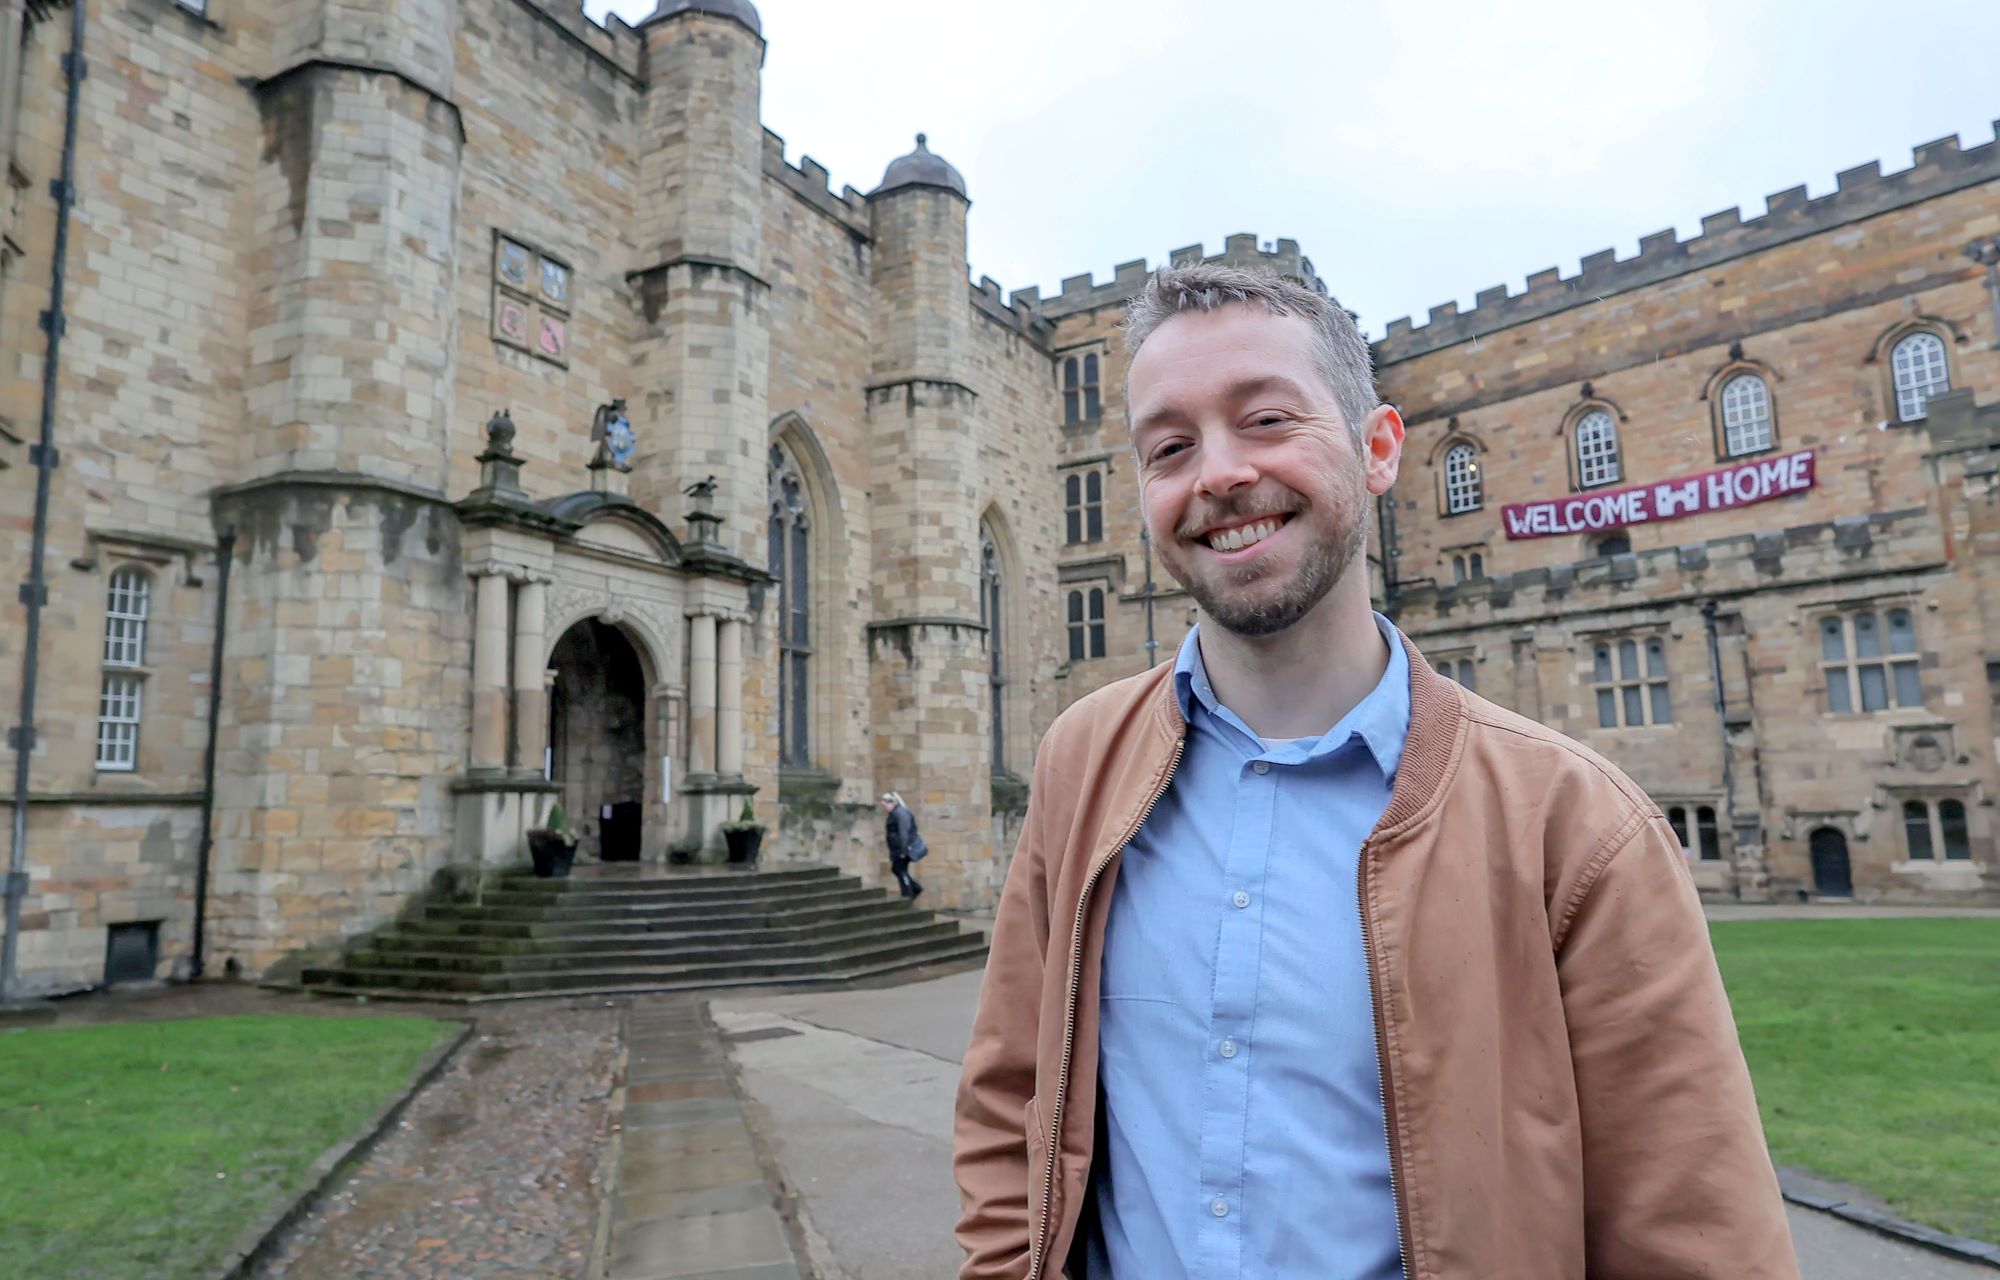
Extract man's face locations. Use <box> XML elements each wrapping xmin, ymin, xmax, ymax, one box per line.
<box><xmin>1127</xmin><ymin>305</ymin><xmax>1401</xmax><ymax>638</ymax></box>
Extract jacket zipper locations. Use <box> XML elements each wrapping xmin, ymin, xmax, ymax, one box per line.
<box><xmin>1027</xmin><ymin>734</ymin><xmax>1186</xmax><ymax>1280</ymax></box>
<box><xmin>1358</xmin><ymin>836</ymin><xmax>1413</xmax><ymax>1277</ymax></box>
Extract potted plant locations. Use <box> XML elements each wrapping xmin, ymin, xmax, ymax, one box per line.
<box><xmin>528</xmin><ymin>801</ymin><xmax>577</xmax><ymax>878</ymax></box>
<box><xmin>721</xmin><ymin>799</ymin><xmax>765</xmax><ymax>866</ymax></box>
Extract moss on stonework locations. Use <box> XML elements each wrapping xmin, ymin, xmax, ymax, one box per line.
<box><xmin>991</xmin><ymin>772</ymin><xmax>1030</xmax><ymax>816</ymax></box>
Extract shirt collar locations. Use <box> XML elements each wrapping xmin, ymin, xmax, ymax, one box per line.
<box><xmin>1171</xmin><ymin>612</ymin><xmax>1411</xmax><ymax>778</ymax></box>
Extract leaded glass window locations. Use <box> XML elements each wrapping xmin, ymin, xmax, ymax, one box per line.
<box><xmin>1821</xmin><ymin>607</ymin><xmax>1920</xmax><ymax>714</ymax></box>
<box><xmin>1594</xmin><ymin>635</ymin><xmax>1671</xmax><ymax>728</ymax></box>
<box><xmin>981</xmin><ymin>528</ymin><xmax>1005</xmax><ymax>770</ymax></box>
<box><xmin>768</xmin><ymin>445</ymin><xmax>813</xmax><ymax>767</ymax></box>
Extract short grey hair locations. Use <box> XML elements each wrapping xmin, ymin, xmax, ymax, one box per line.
<box><xmin>1122</xmin><ymin>263</ymin><xmax>1377</xmax><ymax>446</ymax></box>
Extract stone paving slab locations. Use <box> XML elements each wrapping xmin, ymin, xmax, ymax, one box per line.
<box><xmin>602</xmin><ymin>998</ymin><xmax>806</xmax><ymax>1280</ymax></box>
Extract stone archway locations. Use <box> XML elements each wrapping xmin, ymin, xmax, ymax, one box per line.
<box><xmin>548</xmin><ymin>618</ymin><xmax>650</xmax><ymax>862</ymax></box>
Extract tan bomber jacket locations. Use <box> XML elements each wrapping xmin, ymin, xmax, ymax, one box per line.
<box><xmin>953</xmin><ymin>636</ymin><xmax>1798</xmax><ymax>1279</ymax></box>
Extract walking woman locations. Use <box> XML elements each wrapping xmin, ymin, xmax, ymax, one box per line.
<box><xmin>881</xmin><ymin>791</ymin><xmax>927</xmax><ymax>900</ymax></box>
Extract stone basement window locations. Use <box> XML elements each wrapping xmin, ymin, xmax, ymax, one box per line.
<box><xmin>1066</xmin><ymin>587</ymin><xmax>1106</xmax><ymax>661</ymax></box>
<box><xmin>1061</xmin><ymin>352</ymin><xmax>1101</xmax><ymax>425</ymax></box>
<box><xmin>96</xmin><ymin>567</ymin><xmax>152</xmax><ymax>771</ymax></box>
<box><xmin>1890</xmin><ymin>331</ymin><xmax>1951</xmax><ymax>422</ymax></box>
<box><xmin>1666</xmin><ymin>804</ymin><xmax>1722</xmax><ymax>860</ymax></box>
<box><xmin>1064</xmin><ymin>469</ymin><xmax>1104</xmax><ymax>545</ymax></box>
<box><xmin>1903</xmin><ymin>797</ymin><xmax>1971</xmax><ymax>861</ymax></box>
<box><xmin>1593</xmin><ymin>635</ymin><xmax>1671</xmax><ymax>728</ymax></box>
<box><xmin>1819</xmin><ymin>607</ymin><xmax>1920</xmax><ymax>713</ymax></box>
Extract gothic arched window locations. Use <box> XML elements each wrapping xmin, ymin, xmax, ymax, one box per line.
<box><xmin>1574</xmin><ymin>409</ymin><xmax>1622</xmax><ymax>488</ymax></box>
<box><xmin>980</xmin><ymin>524</ymin><xmax>1005</xmax><ymax>771</ymax></box>
<box><xmin>1443</xmin><ymin>443</ymin><xmax>1481</xmax><ymax>514</ymax></box>
<box><xmin>1890</xmin><ymin>331</ymin><xmax>1950</xmax><ymax>422</ymax></box>
<box><xmin>768</xmin><ymin>444</ymin><xmax>812</xmax><ymax>767</ymax></box>
<box><xmin>1720</xmin><ymin>374</ymin><xmax>1774</xmax><ymax>456</ymax></box>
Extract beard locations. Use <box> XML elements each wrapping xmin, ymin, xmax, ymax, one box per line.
<box><xmin>1157</xmin><ymin>473</ymin><xmax>1370</xmax><ymax>640</ymax></box>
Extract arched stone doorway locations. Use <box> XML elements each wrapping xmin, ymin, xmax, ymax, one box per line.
<box><xmin>1809</xmin><ymin>827</ymin><xmax>1853</xmax><ymax>898</ymax></box>
<box><xmin>548</xmin><ymin>618</ymin><xmax>649</xmax><ymax>862</ymax></box>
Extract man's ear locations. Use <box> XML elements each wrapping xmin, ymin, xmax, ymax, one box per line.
<box><xmin>1362</xmin><ymin>405</ymin><xmax>1404</xmax><ymax>496</ymax></box>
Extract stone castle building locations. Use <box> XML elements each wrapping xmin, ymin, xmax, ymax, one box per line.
<box><xmin>0</xmin><ymin>0</ymin><xmax>1994</xmax><ymax>993</ymax></box>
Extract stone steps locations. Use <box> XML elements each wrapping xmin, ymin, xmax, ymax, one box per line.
<box><xmin>295</xmin><ymin>862</ymin><xmax>984</xmax><ymax>1001</ymax></box>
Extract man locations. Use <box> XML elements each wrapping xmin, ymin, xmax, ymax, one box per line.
<box><xmin>953</xmin><ymin>264</ymin><xmax>1796</xmax><ymax>1279</ymax></box>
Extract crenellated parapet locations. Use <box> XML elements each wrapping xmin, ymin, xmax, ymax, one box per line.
<box><xmin>1378</xmin><ymin>122</ymin><xmax>2000</xmax><ymax>363</ymax></box>
<box><xmin>1036</xmin><ymin>233</ymin><xmax>1325</xmax><ymax>320</ymax></box>
<box><xmin>761</xmin><ymin>129</ymin><xmax>871</xmax><ymax>238</ymax></box>
<box><xmin>499</xmin><ymin>0</ymin><xmax>646</xmax><ymax>81</ymax></box>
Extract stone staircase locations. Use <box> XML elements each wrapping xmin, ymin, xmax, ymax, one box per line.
<box><xmin>296</xmin><ymin>862</ymin><xmax>987</xmax><ymax>1001</ymax></box>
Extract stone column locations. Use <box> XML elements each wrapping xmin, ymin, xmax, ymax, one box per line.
<box><xmin>717</xmin><ymin>618</ymin><xmax>744</xmax><ymax>777</ymax></box>
<box><xmin>688</xmin><ymin>613</ymin><xmax>718</xmax><ymax>777</ymax></box>
<box><xmin>471</xmin><ymin>571</ymin><xmax>509</xmax><ymax>773</ymax></box>
<box><xmin>511</xmin><ymin>578</ymin><xmax>547</xmax><ymax>774</ymax></box>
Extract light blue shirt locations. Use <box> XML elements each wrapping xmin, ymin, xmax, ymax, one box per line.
<box><xmin>1083</xmin><ymin>614</ymin><xmax>1410</xmax><ymax>1280</ymax></box>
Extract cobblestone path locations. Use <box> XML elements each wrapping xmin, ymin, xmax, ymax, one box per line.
<box><xmin>250</xmin><ymin>1000</ymin><xmax>621</xmax><ymax>1280</ymax></box>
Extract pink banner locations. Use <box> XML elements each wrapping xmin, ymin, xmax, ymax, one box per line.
<box><xmin>1500</xmin><ymin>449</ymin><xmax>1816</xmax><ymax>540</ymax></box>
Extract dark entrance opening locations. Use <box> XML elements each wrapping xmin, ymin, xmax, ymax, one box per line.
<box><xmin>548</xmin><ymin>618</ymin><xmax>648</xmax><ymax>863</ymax></box>
<box><xmin>103</xmin><ymin>920</ymin><xmax>160</xmax><ymax>985</ymax></box>
<box><xmin>1808</xmin><ymin>827</ymin><xmax>1853</xmax><ymax>898</ymax></box>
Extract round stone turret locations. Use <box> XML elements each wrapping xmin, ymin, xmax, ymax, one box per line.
<box><xmin>650</xmin><ymin>0</ymin><xmax>761</xmax><ymax>35</ymax></box>
<box><xmin>873</xmin><ymin>134</ymin><xmax>968</xmax><ymax>200</ymax></box>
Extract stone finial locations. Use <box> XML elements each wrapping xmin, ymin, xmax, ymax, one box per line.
<box><xmin>475</xmin><ymin>409</ymin><xmax>525</xmax><ymax>497</ymax></box>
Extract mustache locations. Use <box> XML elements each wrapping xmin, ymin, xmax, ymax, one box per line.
<box><xmin>1176</xmin><ymin>496</ymin><xmax>1301</xmax><ymax>540</ymax></box>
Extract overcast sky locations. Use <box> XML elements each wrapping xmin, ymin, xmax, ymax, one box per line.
<box><xmin>586</xmin><ymin>0</ymin><xmax>2000</xmax><ymax>337</ymax></box>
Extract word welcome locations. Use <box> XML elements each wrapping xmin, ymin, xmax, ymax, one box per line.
<box><xmin>1500</xmin><ymin>450</ymin><xmax>1816</xmax><ymax>540</ymax></box>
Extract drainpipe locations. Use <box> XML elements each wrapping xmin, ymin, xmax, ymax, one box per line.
<box><xmin>189</xmin><ymin>528</ymin><xmax>233</xmax><ymax>980</ymax></box>
<box><xmin>1701</xmin><ymin>600</ymin><xmax>1738</xmax><ymax>846</ymax></box>
<box><xmin>2</xmin><ymin>0</ymin><xmax>86</xmax><ymax>1002</ymax></box>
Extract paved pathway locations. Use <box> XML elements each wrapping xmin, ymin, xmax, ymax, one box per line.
<box><xmin>712</xmin><ymin>968</ymin><xmax>1996</xmax><ymax>1280</ymax></box>
<box><xmin>602</xmin><ymin>996</ymin><xmax>805</xmax><ymax>1280</ymax></box>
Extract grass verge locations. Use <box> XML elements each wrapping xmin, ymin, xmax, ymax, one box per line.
<box><xmin>1712</xmin><ymin>918</ymin><xmax>2000</xmax><ymax>1243</ymax></box>
<box><xmin>0</xmin><ymin>1012</ymin><xmax>449</xmax><ymax>1280</ymax></box>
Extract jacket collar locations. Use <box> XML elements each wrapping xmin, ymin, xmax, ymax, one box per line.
<box><xmin>1145</xmin><ymin>620</ymin><xmax>1460</xmax><ymax>839</ymax></box>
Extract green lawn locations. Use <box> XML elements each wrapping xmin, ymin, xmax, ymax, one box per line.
<box><xmin>0</xmin><ymin>1013</ymin><xmax>450</xmax><ymax>1280</ymax></box>
<box><xmin>1712</xmin><ymin>919</ymin><xmax>2000</xmax><ymax>1243</ymax></box>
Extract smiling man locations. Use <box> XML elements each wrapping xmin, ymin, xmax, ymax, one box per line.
<box><xmin>952</xmin><ymin>265</ymin><xmax>1798</xmax><ymax>1279</ymax></box>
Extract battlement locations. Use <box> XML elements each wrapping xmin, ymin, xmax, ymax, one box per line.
<box><xmin>971</xmin><ymin>272</ymin><xmax>1056</xmax><ymax>343</ymax></box>
<box><xmin>517</xmin><ymin>0</ymin><xmax>645</xmax><ymax>81</ymax></box>
<box><xmin>1377</xmin><ymin>120</ymin><xmax>2000</xmax><ymax>364</ymax></box>
<box><xmin>1034</xmin><ymin>233</ymin><xmax>1326</xmax><ymax>321</ymax></box>
<box><xmin>761</xmin><ymin>129</ymin><xmax>871</xmax><ymax>237</ymax></box>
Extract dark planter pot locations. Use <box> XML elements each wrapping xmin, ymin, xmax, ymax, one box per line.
<box><xmin>528</xmin><ymin>829</ymin><xmax>576</xmax><ymax>878</ymax></box>
<box><xmin>723</xmin><ymin>827</ymin><xmax>764</xmax><ymax>866</ymax></box>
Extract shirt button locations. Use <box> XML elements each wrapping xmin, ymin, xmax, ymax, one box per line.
<box><xmin>1211</xmin><ymin>1197</ymin><xmax>1230</xmax><ymax>1218</ymax></box>
<box><xmin>1232</xmin><ymin>890</ymin><xmax>1250</xmax><ymax>909</ymax></box>
<box><xmin>1219</xmin><ymin>1038</ymin><xmax>1237</xmax><ymax>1059</ymax></box>
<box><xmin>1252</xmin><ymin>760</ymin><xmax>1271</xmax><ymax>775</ymax></box>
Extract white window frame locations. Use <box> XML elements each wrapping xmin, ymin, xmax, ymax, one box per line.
<box><xmin>1443</xmin><ymin>443</ymin><xmax>1481</xmax><ymax>514</ymax></box>
<box><xmin>95</xmin><ymin>567</ymin><xmax>153</xmax><ymax>772</ymax></box>
<box><xmin>1890</xmin><ymin>332</ymin><xmax>1950</xmax><ymax>422</ymax></box>
<box><xmin>1819</xmin><ymin>607</ymin><xmax>1921</xmax><ymax>714</ymax></box>
<box><xmin>1720</xmin><ymin>373</ymin><xmax>1774</xmax><ymax>456</ymax></box>
<box><xmin>1574</xmin><ymin>410</ymin><xmax>1622</xmax><ymax>488</ymax></box>
<box><xmin>1593</xmin><ymin>634</ymin><xmax>1672</xmax><ymax>728</ymax></box>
